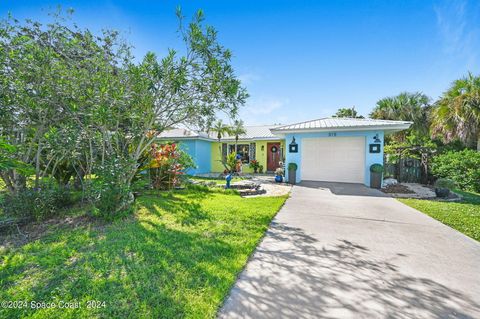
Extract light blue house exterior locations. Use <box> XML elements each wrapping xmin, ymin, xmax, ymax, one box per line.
<box><xmin>177</xmin><ymin>139</ymin><xmax>212</xmax><ymax>175</ymax></box>
<box><xmin>159</xmin><ymin>118</ymin><xmax>411</xmax><ymax>187</ymax></box>
<box><xmin>271</xmin><ymin>118</ymin><xmax>411</xmax><ymax>186</ymax></box>
<box><xmin>282</xmin><ymin>131</ymin><xmax>384</xmax><ymax>186</ymax></box>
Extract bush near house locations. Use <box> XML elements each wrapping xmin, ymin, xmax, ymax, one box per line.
<box><xmin>431</xmin><ymin>149</ymin><xmax>480</xmax><ymax>192</ymax></box>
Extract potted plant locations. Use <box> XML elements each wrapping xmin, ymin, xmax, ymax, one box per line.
<box><xmin>259</xmin><ymin>165</ymin><xmax>264</xmax><ymax>174</ymax></box>
<box><xmin>434</xmin><ymin>178</ymin><xmax>455</xmax><ymax>198</ymax></box>
<box><xmin>249</xmin><ymin>160</ymin><xmax>260</xmax><ymax>173</ymax></box>
<box><xmin>370</xmin><ymin>163</ymin><xmax>383</xmax><ymax>189</ymax></box>
<box><xmin>275</xmin><ymin>167</ymin><xmax>284</xmax><ymax>183</ymax></box>
<box><xmin>287</xmin><ymin>162</ymin><xmax>298</xmax><ymax>185</ymax></box>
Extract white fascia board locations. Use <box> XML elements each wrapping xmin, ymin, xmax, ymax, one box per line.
<box><xmin>270</xmin><ymin>124</ymin><xmax>412</xmax><ymax>134</ymax></box>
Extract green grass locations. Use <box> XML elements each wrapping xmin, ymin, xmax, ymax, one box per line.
<box><xmin>399</xmin><ymin>190</ymin><xmax>480</xmax><ymax>241</ymax></box>
<box><xmin>188</xmin><ymin>175</ymin><xmax>245</xmax><ymax>186</ymax></box>
<box><xmin>0</xmin><ymin>186</ymin><xmax>287</xmax><ymax>318</ymax></box>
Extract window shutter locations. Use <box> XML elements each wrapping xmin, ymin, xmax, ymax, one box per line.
<box><xmin>222</xmin><ymin>143</ymin><xmax>227</xmax><ymax>160</ymax></box>
<box><xmin>249</xmin><ymin>143</ymin><xmax>256</xmax><ymax>161</ymax></box>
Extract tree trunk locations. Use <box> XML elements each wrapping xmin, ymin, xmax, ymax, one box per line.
<box><xmin>477</xmin><ymin>134</ymin><xmax>480</xmax><ymax>152</ymax></box>
<box><xmin>34</xmin><ymin>139</ymin><xmax>43</xmax><ymax>189</ymax></box>
<box><xmin>13</xmin><ymin>170</ymin><xmax>26</xmax><ymax>193</ymax></box>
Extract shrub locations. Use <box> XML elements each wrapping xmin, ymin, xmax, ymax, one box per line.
<box><xmin>288</xmin><ymin>162</ymin><xmax>298</xmax><ymax>171</ymax></box>
<box><xmin>249</xmin><ymin>159</ymin><xmax>260</xmax><ymax>171</ymax></box>
<box><xmin>223</xmin><ymin>152</ymin><xmax>238</xmax><ymax>173</ymax></box>
<box><xmin>370</xmin><ymin>163</ymin><xmax>384</xmax><ymax>173</ymax></box>
<box><xmin>1</xmin><ymin>185</ymin><xmax>73</xmax><ymax>221</ymax></box>
<box><xmin>431</xmin><ymin>149</ymin><xmax>480</xmax><ymax>192</ymax></box>
<box><xmin>89</xmin><ymin>158</ymin><xmax>136</xmax><ymax>220</ymax></box>
<box><xmin>149</xmin><ymin>143</ymin><xmax>192</xmax><ymax>190</ymax></box>
<box><xmin>434</xmin><ymin>178</ymin><xmax>456</xmax><ymax>190</ymax></box>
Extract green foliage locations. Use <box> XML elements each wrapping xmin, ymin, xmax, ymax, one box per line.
<box><xmin>211</xmin><ymin>119</ymin><xmax>232</xmax><ymax>142</ymax></box>
<box><xmin>431</xmin><ymin>149</ymin><xmax>480</xmax><ymax>192</ymax></box>
<box><xmin>249</xmin><ymin>159</ymin><xmax>260</xmax><ymax>171</ymax></box>
<box><xmin>370</xmin><ymin>163</ymin><xmax>384</xmax><ymax>173</ymax></box>
<box><xmin>1</xmin><ymin>184</ymin><xmax>73</xmax><ymax>221</ymax></box>
<box><xmin>88</xmin><ymin>159</ymin><xmax>136</xmax><ymax>220</ymax></box>
<box><xmin>0</xmin><ymin>139</ymin><xmax>33</xmax><ymax>174</ymax></box>
<box><xmin>230</xmin><ymin>119</ymin><xmax>247</xmax><ymax>152</ymax></box>
<box><xmin>434</xmin><ymin>178</ymin><xmax>456</xmax><ymax>190</ymax></box>
<box><xmin>224</xmin><ymin>152</ymin><xmax>238</xmax><ymax>173</ymax></box>
<box><xmin>333</xmin><ymin>106</ymin><xmax>364</xmax><ymax>118</ymax></box>
<box><xmin>431</xmin><ymin>72</ymin><xmax>480</xmax><ymax>150</ymax></box>
<box><xmin>288</xmin><ymin>162</ymin><xmax>298</xmax><ymax>171</ymax></box>
<box><xmin>370</xmin><ymin>92</ymin><xmax>430</xmax><ymax>142</ymax></box>
<box><xmin>0</xmin><ymin>9</ymin><xmax>246</xmax><ymax>216</ymax></box>
<box><xmin>149</xmin><ymin>143</ymin><xmax>194</xmax><ymax>190</ymax></box>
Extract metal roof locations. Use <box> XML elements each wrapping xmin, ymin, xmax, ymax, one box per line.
<box><xmin>270</xmin><ymin>117</ymin><xmax>412</xmax><ymax>132</ymax></box>
<box><xmin>157</xmin><ymin>125</ymin><xmax>283</xmax><ymax>141</ymax></box>
<box><xmin>215</xmin><ymin>125</ymin><xmax>282</xmax><ymax>141</ymax></box>
<box><xmin>157</xmin><ymin>118</ymin><xmax>412</xmax><ymax>141</ymax></box>
<box><xmin>157</xmin><ymin>128</ymin><xmax>211</xmax><ymax>140</ymax></box>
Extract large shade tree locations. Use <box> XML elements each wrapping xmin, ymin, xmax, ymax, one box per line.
<box><xmin>0</xmin><ymin>9</ymin><xmax>247</xmax><ymax>214</ymax></box>
<box><xmin>431</xmin><ymin>73</ymin><xmax>480</xmax><ymax>151</ymax></box>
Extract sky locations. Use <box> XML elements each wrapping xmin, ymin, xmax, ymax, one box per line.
<box><xmin>1</xmin><ymin>0</ymin><xmax>479</xmax><ymax>125</ymax></box>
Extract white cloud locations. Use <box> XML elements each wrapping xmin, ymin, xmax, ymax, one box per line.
<box><xmin>434</xmin><ymin>0</ymin><xmax>479</xmax><ymax>69</ymax></box>
<box><xmin>239</xmin><ymin>96</ymin><xmax>290</xmax><ymax>125</ymax></box>
<box><xmin>238</xmin><ymin>72</ymin><xmax>261</xmax><ymax>85</ymax></box>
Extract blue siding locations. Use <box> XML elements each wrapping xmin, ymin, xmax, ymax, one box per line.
<box><xmin>178</xmin><ymin>139</ymin><xmax>211</xmax><ymax>175</ymax></box>
<box><xmin>284</xmin><ymin>130</ymin><xmax>384</xmax><ymax>186</ymax></box>
<box><xmin>194</xmin><ymin>140</ymin><xmax>212</xmax><ymax>174</ymax></box>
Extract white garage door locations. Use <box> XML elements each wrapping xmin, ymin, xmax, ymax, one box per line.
<box><xmin>301</xmin><ymin>137</ymin><xmax>365</xmax><ymax>183</ymax></box>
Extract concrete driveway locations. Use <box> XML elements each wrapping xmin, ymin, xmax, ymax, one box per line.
<box><xmin>219</xmin><ymin>182</ymin><xmax>480</xmax><ymax>319</ymax></box>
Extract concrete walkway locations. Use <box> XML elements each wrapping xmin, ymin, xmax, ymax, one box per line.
<box><xmin>219</xmin><ymin>181</ymin><xmax>480</xmax><ymax>319</ymax></box>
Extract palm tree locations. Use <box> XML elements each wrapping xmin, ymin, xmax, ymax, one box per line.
<box><xmin>431</xmin><ymin>73</ymin><xmax>480</xmax><ymax>150</ymax></box>
<box><xmin>370</xmin><ymin>92</ymin><xmax>431</xmax><ymax>141</ymax></box>
<box><xmin>333</xmin><ymin>106</ymin><xmax>364</xmax><ymax>118</ymax></box>
<box><xmin>230</xmin><ymin>119</ymin><xmax>246</xmax><ymax>152</ymax></box>
<box><xmin>211</xmin><ymin>120</ymin><xmax>231</xmax><ymax>143</ymax></box>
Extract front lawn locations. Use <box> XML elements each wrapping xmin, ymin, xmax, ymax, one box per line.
<box><xmin>399</xmin><ymin>190</ymin><xmax>480</xmax><ymax>241</ymax></box>
<box><xmin>0</xmin><ymin>187</ymin><xmax>287</xmax><ymax>318</ymax></box>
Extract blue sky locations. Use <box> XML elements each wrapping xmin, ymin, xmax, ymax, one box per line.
<box><xmin>1</xmin><ymin>0</ymin><xmax>479</xmax><ymax>125</ymax></box>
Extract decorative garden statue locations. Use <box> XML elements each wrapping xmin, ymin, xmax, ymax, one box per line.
<box><xmin>225</xmin><ymin>174</ymin><xmax>232</xmax><ymax>189</ymax></box>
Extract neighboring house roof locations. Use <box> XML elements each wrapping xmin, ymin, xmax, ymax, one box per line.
<box><xmin>270</xmin><ymin>117</ymin><xmax>412</xmax><ymax>134</ymax></box>
<box><xmin>157</xmin><ymin>128</ymin><xmax>211</xmax><ymax>141</ymax></box>
<box><xmin>215</xmin><ymin>125</ymin><xmax>282</xmax><ymax>141</ymax></box>
<box><xmin>158</xmin><ymin>125</ymin><xmax>283</xmax><ymax>142</ymax></box>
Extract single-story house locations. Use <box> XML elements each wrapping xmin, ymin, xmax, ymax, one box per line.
<box><xmin>157</xmin><ymin>117</ymin><xmax>412</xmax><ymax>186</ymax></box>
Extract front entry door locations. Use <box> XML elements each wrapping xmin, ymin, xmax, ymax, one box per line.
<box><xmin>267</xmin><ymin>142</ymin><xmax>281</xmax><ymax>172</ymax></box>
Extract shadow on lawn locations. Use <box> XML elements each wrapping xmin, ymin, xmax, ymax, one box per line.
<box><xmin>139</xmin><ymin>186</ymin><xmax>213</xmax><ymax>226</ymax></box>
<box><xmin>0</xmin><ymin>188</ymin><xmax>238</xmax><ymax>318</ymax></box>
<box><xmin>220</xmin><ymin>222</ymin><xmax>480</xmax><ymax>319</ymax></box>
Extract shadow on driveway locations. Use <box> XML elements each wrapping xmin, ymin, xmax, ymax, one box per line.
<box><xmin>220</xmin><ymin>222</ymin><xmax>480</xmax><ymax>318</ymax></box>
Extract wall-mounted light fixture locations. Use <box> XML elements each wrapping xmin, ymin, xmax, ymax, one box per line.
<box><xmin>373</xmin><ymin>133</ymin><xmax>381</xmax><ymax>143</ymax></box>
<box><xmin>289</xmin><ymin>137</ymin><xmax>298</xmax><ymax>153</ymax></box>
<box><xmin>261</xmin><ymin>145</ymin><xmax>265</xmax><ymax>151</ymax></box>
